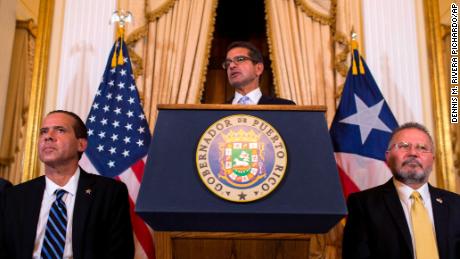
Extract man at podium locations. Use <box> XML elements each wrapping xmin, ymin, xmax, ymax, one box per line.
<box><xmin>223</xmin><ymin>41</ymin><xmax>295</xmax><ymax>105</ymax></box>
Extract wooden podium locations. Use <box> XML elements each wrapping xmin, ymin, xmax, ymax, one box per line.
<box><xmin>136</xmin><ymin>105</ymin><xmax>346</xmax><ymax>259</ymax></box>
<box><xmin>154</xmin><ymin>231</ymin><xmax>314</xmax><ymax>259</ymax></box>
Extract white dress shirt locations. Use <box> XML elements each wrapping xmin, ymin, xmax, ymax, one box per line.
<box><xmin>393</xmin><ymin>178</ymin><xmax>435</xmax><ymax>258</ymax></box>
<box><xmin>33</xmin><ymin>168</ymin><xmax>80</xmax><ymax>259</ymax></box>
<box><xmin>232</xmin><ymin>88</ymin><xmax>262</xmax><ymax>105</ymax></box>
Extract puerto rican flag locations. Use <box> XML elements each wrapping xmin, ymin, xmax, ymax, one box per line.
<box><xmin>79</xmin><ymin>36</ymin><xmax>155</xmax><ymax>259</ymax></box>
<box><xmin>330</xmin><ymin>42</ymin><xmax>399</xmax><ymax>198</ymax></box>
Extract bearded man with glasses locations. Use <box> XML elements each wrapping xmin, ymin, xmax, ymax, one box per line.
<box><xmin>223</xmin><ymin>41</ymin><xmax>295</xmax><ymax>105</ymax></box>
<box><xmin>342</xmin><ymin>122</ymin><xmax>460</xmax><ymax>259</ymax></box>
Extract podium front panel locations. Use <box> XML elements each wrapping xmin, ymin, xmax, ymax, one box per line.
<box><xmin>136</xmin><ymin>107</ymin><xmax>347</xmax><ymax>233</ymax></box>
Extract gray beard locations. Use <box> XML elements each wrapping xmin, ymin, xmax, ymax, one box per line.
<box><xmin>393</xmin><ymin>158</ymin><xmax>431</xmax><ymax>185</ymax></box>
<box><xmin>393</xmin><ymin>170</ymin><xmax>429</xmax><ymax>185</ymax></box>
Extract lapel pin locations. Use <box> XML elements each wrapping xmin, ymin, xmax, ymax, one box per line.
<box><xmin>436</xmin><ymin>198</ymin><xmax>443</xmax><ymax>204</ymax></box>
<box><xmin>85</xmin><ymin>189</ymin><xmax>92</xmax><ymax>195</ymax></box>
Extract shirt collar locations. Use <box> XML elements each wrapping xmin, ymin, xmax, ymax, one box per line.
<box><xmin>393</xmin><ymin>178</ymin><xmax>431</xmax><ymax>203</ymax></box>
<box><xmin>233</xmin><ymin>88</ymin><xmax>262</xmax><ymax>105</ymax></box>
<box><xmin>45</xmin><ymin>168</ymin><xmax>80</xmax><ymax>197</ymax></box>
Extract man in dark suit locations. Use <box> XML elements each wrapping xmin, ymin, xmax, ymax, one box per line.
<box><xmin>342</xmin><ymin>122</ymin><xmax>460</xmax><ymax>259</ymax></box>
<box><xmin>0</xmin><ymin>110</ymin><xmax>134</xmax><ymax>259</ymax></box>
<box><xmin>0</xmin><ymin>178</ymin><xmax>12</xmax><ymax>193</ymax></box>
<box><xmin>223</xmin><ymin>41</ymin><xmax>295</xmax><ymax>105</ymax></box>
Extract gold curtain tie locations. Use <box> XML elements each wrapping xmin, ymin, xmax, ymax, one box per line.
<box><xmin>410</xmin><ymin>191</ymin><xmax>439</xmax><ymax>259</ymax></box>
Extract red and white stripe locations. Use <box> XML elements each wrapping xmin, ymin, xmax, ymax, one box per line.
<box><xmin>335</xmin><ymin>152</ymin><xmax>392</xmax><ymax>198</ymax></box>
<box><xmin>80</xmin><ymin>154</ymin><xmax>155</xmax><ymax>259</ymax></box>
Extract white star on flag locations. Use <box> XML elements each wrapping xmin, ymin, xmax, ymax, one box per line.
<box><xmin>339</xmin><ymin>94</ymin><xmax>392</xmax><ymax>144</ymax></box>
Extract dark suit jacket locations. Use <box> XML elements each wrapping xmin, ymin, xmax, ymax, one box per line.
<box><xmin>0</xmin><ymin>178</ymin><xmax>12</xmax><ymax>193</ymax></box>
<box><xmin>342</xmin><ymin>179</ymin><xmax>460</xmax><ymax>259</ymax></box>
<box><xmin>0</xmin><ymin>169</ymin><xmax>134</xmax><ymax>259</ymax></box>
<box><xmin>227</xmin><ymin>94</ymin><xmax>296</xmax><ymax>105</ymax></box>
<box><xmin>257</xmin><ymin>95</ymin><xmax>296</xmax><ymax>105</ymax></box>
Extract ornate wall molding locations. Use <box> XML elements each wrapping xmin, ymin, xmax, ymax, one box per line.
<box><xmin>424</xmin><ymin>0</ymin><xmax>456</xmax><ymax>191</ymax></box>
<box><xmin>22</xmin><ymin>0</ymin><xmax>55</xmax><ymax>181</ymax></box>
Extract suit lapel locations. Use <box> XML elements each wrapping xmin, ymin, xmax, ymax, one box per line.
<box><xmin>23</xmin><ymin>177</ymin><xmax>46</xmax><ymax>257</ymax></box>
<box><xmin>72</xmin><ymin>170</ymin><xmax>95</xmax><ymax>258</ymax></box>
<box><xmin>429</xmin><ymin>185</ymin><xmax>448</xmax><ymax>259</ymax></box>
<box><xmin>257</xmin><ymin>95</ymin><xmax>272</xmax><ymax>104</ymax></box>
<box><xmin>382</xmin><ymin>180</ymin><xmax>414</xmax><ymax>255</ymax></box>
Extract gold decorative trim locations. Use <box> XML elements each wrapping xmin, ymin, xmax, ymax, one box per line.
<box><xmin>22</xmin><ymin>0</ymin><xmax>55</xmax><ymax>182</ymax></box>
<box><xmin>334</xmin><ymin>32</ymin><xmax>350</xmax><ymax>77</ymax></box>
<box><xmin>126</xmin><ymin>25</ymin><xmax>148</xmax><ymax>79</ymax></box>
<box><xmin>128</xmin><ymin>48</ymin><xmax>144</xmax><ymax>79</ymax></box>
<box><xmin>124</xmin><ymin>0</ymin><xmax>177</xmax><ymax>77</ymax></box>
<box><xmin>440</xmin><ymin>24</ymin><xmax>450</xmax><ymax>39</ymax></box>
<box><xmin>196</xmin><ymin>0</ymin><xmax>219</xmax><ymax>104</ymax></box>
<box><xmin>423</xmin><ymin>0</ymin><xmax>456</xmax><ymax>191</ymax></box>
<box><xmin>328</xmin><ymin>0</ymin><xmax>352</xmax><ymax>94</ymax></box>
<box><xmin>146</xmin><ymin>0</ymin><xmax>177</xmax><ymax>22</ymax></box>
<box><xmin>294</xmin><ymin>0</ymin><xmax>334</xmax><ymax>25</ymax></box>
<box><xmin>126</xmin><ymin>25</ymin><xmax>148</xmax><ymax>45</ymax></box>
<box><xmin>16</xmin><ymin>19</ymin><xmax>38</xmax><ymax>38</ymax></box>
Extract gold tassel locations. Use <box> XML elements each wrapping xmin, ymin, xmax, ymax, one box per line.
<box><xmin>118</xmin><ymin>40</ymin><xmax>124</xmax><ymax>65</ymax></box>
<box><xmin>117</xmin><ymin>27</ymin><xmax>125</xmax><ymax>65</ymax></box>
<box><xmin>111</xmin><ymin>41</ymin><xmax>117</xmax><ymax>68</ymax></box>
<box><xmin>111</xmin><ymin>27</ymin><xmax>126</xmax><ymax>68</ymax></box>
<box><xmin>351</xmin><ymin>40</ymin><xmax>358</xmax><ymax>51</ymax></box>
<box><xmin>351</xmin><ymin>38</ymin><xmax>365</xmax><ymax>75</ymax></box>
<box><xmin>352</xmin><ymin>57</ymin><xmax>358</xmax><ymax>75</ymax></box>
<box><xmin>359</xmin><ymin>57</ymin><xmax>365</xmax><ymax>74</ymax></box>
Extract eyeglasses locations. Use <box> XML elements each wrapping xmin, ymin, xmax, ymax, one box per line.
<box><xmin>387</xmin><ymin>142</ymin><xmax>433</xmax><ymax>153</ymax></box>
<box><xmin>222</xmin><ymin>56</ymin><xmax>255</xmax><ymax>69</ymax></box>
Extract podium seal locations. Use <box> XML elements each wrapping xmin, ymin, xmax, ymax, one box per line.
<box><xmin>196</xmin><ymin>114</ymin><xmax>288</xmax><ymax>202</ymax></box>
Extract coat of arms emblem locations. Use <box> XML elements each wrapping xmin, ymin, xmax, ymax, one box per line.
<box><xmin>221</xmin><ymin>129</ymin><xmax>266</xmax><ymax>188</ymax></box>
<box><xmin>196</xmin><ymin>114</ymin><xmax>287</xmax><ymax>202</ymax></box>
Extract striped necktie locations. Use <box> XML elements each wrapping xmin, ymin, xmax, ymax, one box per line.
<box><xmin>410</xmin><ymin>191</ymin><xmax>439</xmax><ymax>259</ymax></box>
<box><xmin>41</xmin><ymin>189</ymin><xmax>68</xmax><ymax>259</ymax></box>
<box><xmin>238</xmin><ymin>96</ymin><xmax>251</xmax><ymax>104</ymax></box>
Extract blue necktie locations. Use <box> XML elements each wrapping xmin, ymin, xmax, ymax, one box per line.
<box><xmin>41</xmin><ymin>189</ymin><xmax>68</xmax><ymax>259</ymax></box>
<box><xmin>238</xmin><ymin>96</ymin><xmax>251</xmax><ymax>104</ymax></box>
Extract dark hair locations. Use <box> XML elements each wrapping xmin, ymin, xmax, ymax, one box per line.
<box><xmin>388</xmin><ymin>122</ymin><xmax>434</xmax><ymax>150</ymax></box>
<box><xmin>226</xmin><ymin>41</ymin><xmax>263</xmax><ymax>64</ymax></box>
<box><xmin>47</xmin><ymin>110</ymin><xmax>88</xmax><ymax>159</ymax></box>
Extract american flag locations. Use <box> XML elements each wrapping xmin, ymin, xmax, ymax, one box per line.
<box><xmin>329</xmin><ymin>40</ymin><xmax>399</xmax><ymax>198</ymax></box>
<box><xmin>80</xmin><ymin>37</ymin><xmax>155</xmax><ymax>259</ymax></box>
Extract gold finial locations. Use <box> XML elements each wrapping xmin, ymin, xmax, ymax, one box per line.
<box><xmin>351</xmin><ymin>27</ymin><xmax>358</xmax><ymax>41</ymax></box>
<box><xmin>351</xmin><ymin>29</ymin><xmax>358</xmax><ymax>50</ymax></box>
<box><xmin>110</xmin><ymin>10</ymin><xmax>133</xmax><ymax>29</ymax></box>
<box><xmin>110</xmin><ymin>10</ymin><xmax>133</xmax><ymax>67</ymax></box>
<box><xmin>350</xmin><ymin>31</ymin><xmax>364</xmax><ymax>75</ymax></box>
